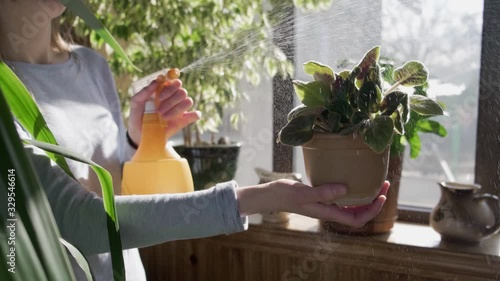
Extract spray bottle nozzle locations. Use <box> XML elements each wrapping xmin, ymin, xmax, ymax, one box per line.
<box><xmin>167</xmin><ymin>68</ymin><xmax>181</xmax><ymax>79</ymax></box>
<box><xmin>156</xmin><ymin>68</ymin><xmax>180</xmax><ymax>84</ymax></box>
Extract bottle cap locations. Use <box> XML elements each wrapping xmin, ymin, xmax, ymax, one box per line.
<box><xmin>145</xmin><ymin>99</ymin><xmax>156</xmax><ymax>113</ymax></box>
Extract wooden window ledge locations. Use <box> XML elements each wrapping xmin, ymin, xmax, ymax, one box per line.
<box><xmin>140</xmin><ymin>213</ymin><xmax>500</xmax><ymax>281</ymax></box>
<box><xmin>248</xmin><ymin>213</ymin><xmax>500</xmax><ymax>257</ymax></box>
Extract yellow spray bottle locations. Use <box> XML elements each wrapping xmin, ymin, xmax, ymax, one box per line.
<box><xmin>121</xmin><ymin>69</ymin><xmax>194</xmax><ymax>195</ymax></box>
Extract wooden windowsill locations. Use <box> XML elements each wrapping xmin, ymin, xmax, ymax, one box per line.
<box><xmin>141</xmin><ymin>213</ymin><xmax>500</xmax><ymax>281</ymax></box>
<box><xmin>248</xmin><ymin>213</ymin><xmax>500</xmax><ymax>258</ymax></box>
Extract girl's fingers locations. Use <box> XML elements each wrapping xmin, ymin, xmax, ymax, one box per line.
<box><xmin>164</xmin><ymin>111</ymin><xmax>201</xmax><ymax>138</ymax></box>
<box><xmin>297</xmin><ymin>181</ymin><xmax>390</xmax><ymax>227</ymax></box>
<box><xmin>296</xmin><ymin>183</ymin><xmax>348</xmax><ymax>204</ymax></box>
<box><xmin>332</xmin><ymin>195</ymin><xmax>386</xmax><ymax>227</ymax></box>
<box><xmin>128</xmin><ymin>78</ymin><xmax>193</xmax><ymax>144</ymax></box>
<box><xmin>380</xmin><ymin>181</ymin><xmax>390</xmax><ymax>196</ymax></box>
<box><xmin>160</xmin><ymin>97</ymin><xmax>194</xmax><ymax>120</ymax></box>
<box><xmin>375</xmin><ymin>181</ymin><xmax>390</xmax><ymax>198</ymax></box>
<box><xmin>340</xmin><ymin>180</ymin><xmax>390</xmax><ymax>210</ymax></box>
<box><xmin>127</xmin><ymin>80</ymin><xmax>159</xmax><ymax>144</ymax></box>
<box><xmin>168</xmin><ymin>111</ymin><xmax>201</xmax><ymax>129</ymax></box>
<box><xmin>157</xmin><ymin>79</ymin><xmax>183</xmax><ymax>101</ymax></box>
<box><xmin>301</xmin><ymin>195</ymin><xmax>386</xmax><ymax>228</ymax></box>
<box><xmin>158</xmin><ymin>88</ymin><xmax>189</xmax><ymax>114</ymax></box>
<box><xmin>130</xmin><ymin>80</ymin><xmax>158</xmax><ymax>108</ymax></box>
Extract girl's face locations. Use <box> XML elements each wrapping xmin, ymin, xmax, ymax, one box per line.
<box><xmin>2</xmin><ymin>0</ymin><xmax>66</xmax><ymax>20</ymax></box>
<box><xmin>38</xmin><ymin>0</ymin><xmax>66</xmax><ymax>18</ymax></box>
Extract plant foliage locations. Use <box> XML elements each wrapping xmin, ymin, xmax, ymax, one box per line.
<box><xmin>1</xmin><ymin>91</ymin><xmax>78</xmax><ymax>281</ymax></box>
<box><xmin>278</xmin><ymin>45</ymin><xmax>445</xmax><ymax>153</ymax></box>
<box><xmin>64</xmin><ymin>0</ymin><xmax>332</xmax><ymax>145</ymax></box>
<box><xmin>0</xmin><ymin>62</ymin><xmax>74</xmax><ymax>178</ymax></box>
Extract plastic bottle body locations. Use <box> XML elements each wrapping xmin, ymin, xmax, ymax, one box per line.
<box><xmin>122</xmin><ymin>159</ymin><xmax>194</xmax><ymax>195</ymax></box>
<box><xmin>121</xmin><ymin>112</ymin><xmax>194</xmax><ymax>195</ymax></box>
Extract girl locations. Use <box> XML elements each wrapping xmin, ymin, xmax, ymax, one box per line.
<box><xmin>0</xmin><ymin>1</ymin><xmax>389</xmax><ymax>280</ymax></box>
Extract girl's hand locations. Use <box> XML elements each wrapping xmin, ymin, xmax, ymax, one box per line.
<box><xmin>236</xmin><ymin>180</ymin><xmax>390</xmax><ymax>228</ymax></box>
<box><xmin>128</xmin><ymin>79</ymin><xmax>201</xmax><ymax>145</ymax></box>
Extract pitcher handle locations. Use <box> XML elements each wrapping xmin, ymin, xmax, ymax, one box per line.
<box><xmin>474</xmin><ymin>193</ymin><xmax>500</xmax><ymax>236</ymax></box>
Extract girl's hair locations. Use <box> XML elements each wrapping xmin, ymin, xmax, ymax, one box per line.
<box><xmin>52</xmin><ymin>18</ymin><xmax>72</xmax><ymax>53</ymax></box>
<box><xmin>0</xmin><ymin>17</ymin><xmax>72</xmax><ymax>60</ymax></box>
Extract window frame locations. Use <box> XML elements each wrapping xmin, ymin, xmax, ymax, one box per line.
<box><xmin>474</xmin><ymin>0</ymin><xmax>500</xmax><ymax>197</ymax></box>
<box><xmin>271</xmin><ymin>0</ymin><xmax>499</xmax><ymax>224</ymax></box>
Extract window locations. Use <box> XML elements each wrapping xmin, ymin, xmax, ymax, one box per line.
<box><xmin>292</xmin><ymin>0</ymin><xmax>486</xmax><ymax>212</ymax></box>
<box><xmin>382</xmin><ymin>0</ymin><xmax>484</xmax><ymax>208</ymax></box>
<box><xmin>229</xmin><ymin>0</ymin><xmax>498</xmax><ymax>222</ymax></box>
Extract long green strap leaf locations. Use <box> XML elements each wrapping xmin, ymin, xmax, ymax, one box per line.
<box><xmin>0</xmin><ymin>91</ymin><xmax>76</xmax><ymax>281</ymax></box>
<box><xmin>0</xmin><ymin>63</ymin><xmax>125</xmax><ymax>281</ymax></box>
<box><xmin>0</xmin><ymin>62</ymin><xmax>74</xmax><ymax>179</ymax></box>
<box><xmin>2</xmin><ymin>2</ymin><xmax>130</xmax><ymax>279</ymax></box>
<box><xmin>0</xmin><ymin>67</ymin><xmax>125</xmax><ymax>280</ymax></box>
<box><xmin>60</xmin><ymin>239</ymin><xmax>94</xmax><ymax>281</ymax></box>
<box><xmin>60</xmin><ymin>0</ymin><xmax>140</xmax><ymax>72</ymax></box>
<box><xmin>0</xmin><ymin>212</ymin><xmax>50</xmax><ymax>281</ymax></box>
<box><xmin>23</xmin><ymin>139</ymin><xmax>125</xmax><ymax>281</ymax></box>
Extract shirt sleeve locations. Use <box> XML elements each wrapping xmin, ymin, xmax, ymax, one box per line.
<box><xmin>15</xmin><ymin>123</ymin><xmax>248</xmax><ymax>256</ymax></box>
<box><xmin>93</xmin><ymin>52</ymin><xmax>137</xmax><ymax>163</ymax></box>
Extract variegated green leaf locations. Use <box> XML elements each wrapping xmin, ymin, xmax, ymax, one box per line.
<box><xmin>355</xmin><ymin>45</ymin><xmax>381</xmax><ymax>88</ymax></box>
<box><xmin>303</xmin><ymin>61</ymin><xmax>335</xmax><ymax>82</ymax></box>
<box><xmin>293</xmin><ymin>80</ymin><xmax>330</xmax><ymax>107</ymax></box>
<box><xmin>380</xmin><ymin>91</ymin><xmax>408</xmax><ymax>119</ymax></box>
<box><xmin>277</xmin><ymin>115</ymin><xmax>316</xmax><ymax>146</ymax></box>
<box><xmin>287</xmin><ymin>105</ymin><xmax>321</xmax><ymax>121</ymax></box>
<box><xmin>393</xmin><ymin>61</ymin><xmax>428</xmax><ymax>87</ymax></box>
<box><xmin>393</xmin><ymin>110</ymin><xmax>405</xmax><ymax>135</ymax></box>
<box><xmin>410</xmin><ymin>95</ymin><xmax>444</xmax><ymax>116</ymax></box>
<box><xmin>358</xmin><ymin>81</ymin><xmax>381</xmax><ymax>114</ymax></box>
<box><xmin>361</xmin><ymin>116</ymin><xmax>394</xmax><ymax>153</ymax></box>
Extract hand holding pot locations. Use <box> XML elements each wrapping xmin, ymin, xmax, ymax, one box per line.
<box><xmin>237</xmin><ymin>180</ymin><xmax>390</xmax><ymax>228</ymax></box>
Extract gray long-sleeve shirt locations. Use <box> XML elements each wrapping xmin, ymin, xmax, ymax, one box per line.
<box><xmin>6</xmin><ymin>46</ymin><xmax>248</xmax><ymax>281</ymax></box>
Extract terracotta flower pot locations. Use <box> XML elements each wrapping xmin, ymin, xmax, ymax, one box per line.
<box><xmin>322</xmin><ymin>154</ymin><xmax>403</xmax><ymax>234</ymax></box>
<box><xmin>302</xmin><ymin>133</ymin><xmax>390</xmax><ymax>207</ymax></box>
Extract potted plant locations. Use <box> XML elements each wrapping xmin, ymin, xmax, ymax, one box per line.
<box><xmin>278</xmin><ymin>46</ymin><xmax>444</xmax><ymax>213</ymax></box>
<box><xmin>327</xmin><ymin>59</ymin><xmax>448</xmax><ymax>234</ymax></box>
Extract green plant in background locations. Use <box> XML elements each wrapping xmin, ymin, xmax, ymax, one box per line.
<box><xmin>277</xmin><ymin>45</ymin><xmax>445</xmax><ymax>153</ymax></box>
<box><xmin>65</xmin><ymin>0</ymin><xmax>332</xmax><ymax>146</ymax></box>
